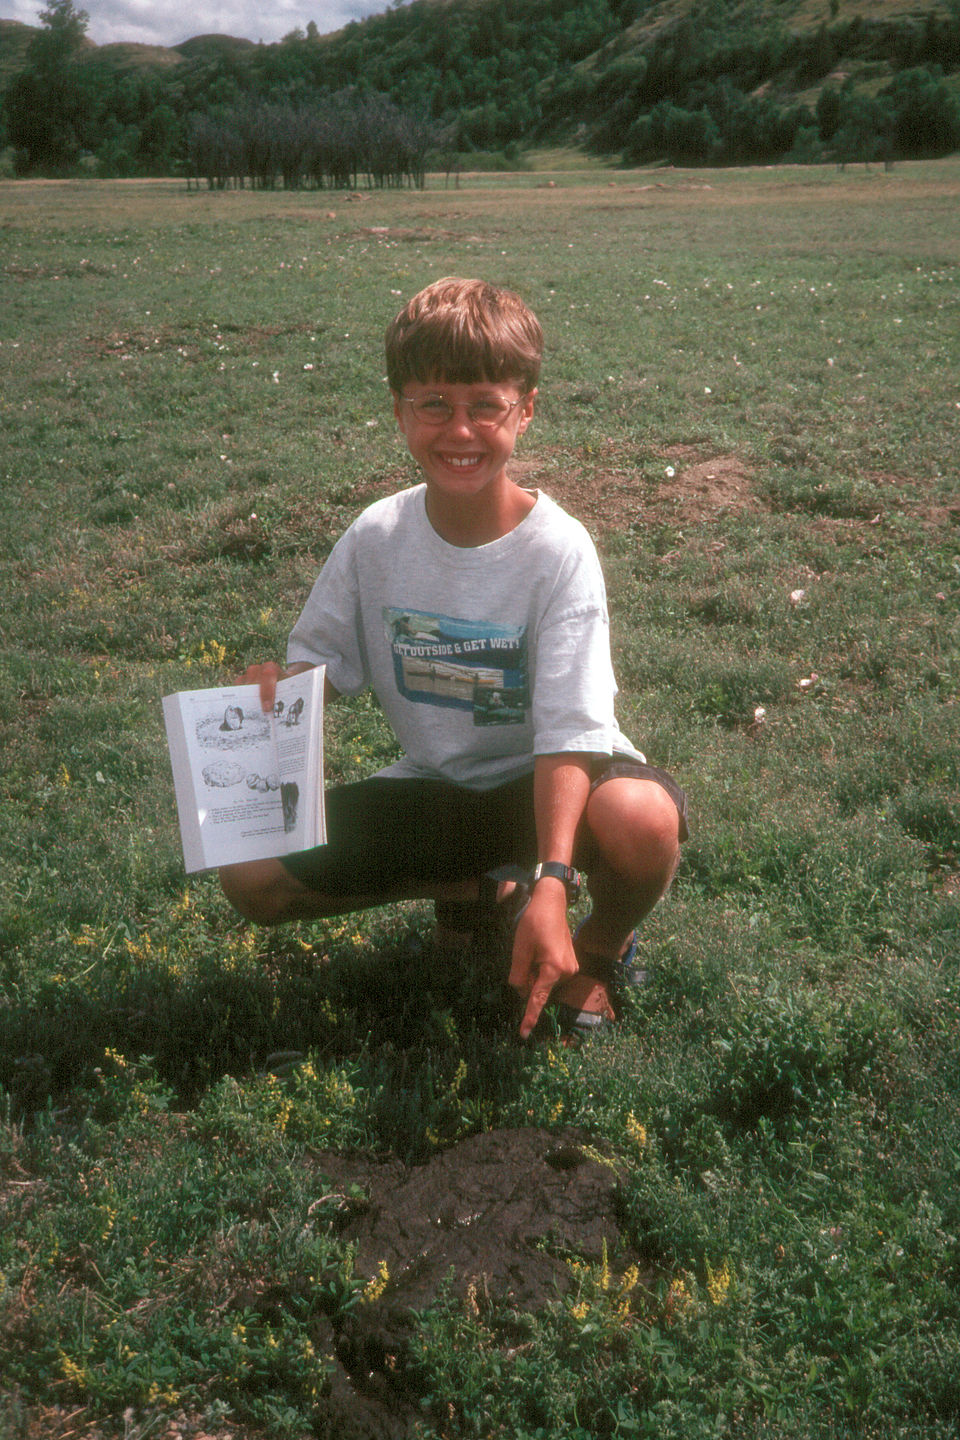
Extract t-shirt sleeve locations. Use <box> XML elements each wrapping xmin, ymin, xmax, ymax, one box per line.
<box><xmin>530</xmin><ymin>547</ymin><xmax>618</xmax><ymax>757</ymax></box>
<box><xmin>286</xmin><ymin>530</ymin><xmax>369</xmax><ymax>696</ymax></box>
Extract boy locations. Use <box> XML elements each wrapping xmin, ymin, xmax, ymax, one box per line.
<box><xmin>220</xmin><ymin>277</ymin><xmax>687</xmax><ymax>1040</ymax></box>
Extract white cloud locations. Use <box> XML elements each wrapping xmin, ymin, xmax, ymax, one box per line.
<box><xmin>4</xmin><ymin>0</ymin><xmax>393</xmax><ymax>48</ymax></box>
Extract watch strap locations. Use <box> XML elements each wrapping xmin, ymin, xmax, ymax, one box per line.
<box><xmin>530</xmin><ymin>861</ymin><xmax>581</xmax><ymax>903</ymax></box>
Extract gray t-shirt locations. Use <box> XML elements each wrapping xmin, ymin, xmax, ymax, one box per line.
<box><xmin>287</xmin><ymin>485</ymin><xmax>644</xmax><ymax>789</ymax></box>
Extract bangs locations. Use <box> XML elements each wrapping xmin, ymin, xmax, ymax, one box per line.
<box><xmin>402</xmin><ymin>331</ymin><xmax>539</xmax><ymax>389</ymax></box>
<box><xmin>386</xmin><ymin>278</ymin><xmax>542</xmax><ymax>393</ymax></box>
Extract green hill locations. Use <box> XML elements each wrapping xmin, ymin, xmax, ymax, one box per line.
<box><xmin>172</xmin><ymin>32</ymin><xmax>258</xmax><ymax>61</ymax></box>
<box><xmin>0</xmin><ymin>17</ymin><xmax>33</xmax><ymax>86</ymax></box>
<box><xmin>79</xmin><ymin>40</ymin><xmax>186</xmax><ymax>73</ymax></box>
<box><xmin>1</xmin><ymin>0</ymin><xmax>958</xmax><ymax>174</ymax></box>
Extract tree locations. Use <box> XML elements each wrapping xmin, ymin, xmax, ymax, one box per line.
<box><xmin>4</xmin><ymin>0</ymin><xmax>92</xmax><ymax>172</ymax></box>
<box><xmin>886</xmin><ymin>67</ymin><xmax>960</xmax><ymax>158</ymax></box>
<box><xmin>831</xmin><ymin>88</ymin><xmax>891</xmax><ymax>167</ymax></box>
<box><xmin>31</xmin><ymin>0</ymin><xmax>89</xmax><ymax>71</ymax></box>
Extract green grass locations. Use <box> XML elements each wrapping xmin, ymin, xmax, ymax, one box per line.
<box><xmin>1</xmin><ymin>162</ymin><xmax>959</xmax><ymax>1438</ymax></box>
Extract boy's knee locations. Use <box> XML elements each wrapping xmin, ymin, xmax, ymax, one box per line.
<box><xmin>219</xmin><ymin>859</ymin><xmax>308</xmax><ymax>925</ymax></box>
<box><xmin>586</xmin><ymin>778</ymin><xmax>682</xmax><ymax>882</ymax></box>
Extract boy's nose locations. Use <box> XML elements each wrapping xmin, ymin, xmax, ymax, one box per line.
<box><xmin>441</xmin><ymin>404</ymin><xmax>481</xmax><ymax>435</ymax></box>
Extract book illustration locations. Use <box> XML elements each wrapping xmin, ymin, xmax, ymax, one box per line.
<box><xmin>246</xmin><ymin>771</ymin><xmax>280</xmax><ymax>793</ymax></box>
<box><xmin>273</xmin><ymin>695</ymin><xmax>305</xmax><ymax>724</ymax></box>
<box><xmin>195</xmin><ymin>703</ymin><xmax>272</xmax><ymax>754</ymax></box>
<box><xmin>281</xmin><ymin>782</ymin><xmax>300</xmax><ymax>833</ymax></box>
<box><xmin>201</xmin><ymin>759</ymin><xmax>247</xmax><ymax>788</ymax></box>
<box><xmin>194</xmin><ymin>695</ymin><xmax>311</xmax><ymax>771</ymax></box>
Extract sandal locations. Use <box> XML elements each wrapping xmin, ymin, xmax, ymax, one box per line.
<box><xmin>434</xmin><ymin>877</ymin><xmax>641</xmax><ymax>1041</ymax></box>
<box><xmin>574</xmin><ymin>916</ymin><xmax>645</xmax><ymax>986</ymax></box>
<box><xmin>553</xmin><ymin>969</ymin><xmax>617</xmax><ymax>1037</ymax></box>
<box><xmin>551</xmin><ymin>918</ymin><xmax>644</xmax><ymax>1039</ymax></box>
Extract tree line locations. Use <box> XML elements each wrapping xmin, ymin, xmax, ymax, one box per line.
<box><xmin>616</xmin><ymin>67</ymin><xmax>960</xmax><ymax>168</ymax></box>
<box><xmin>186</xmin><ymin>95</ymin><xmax>444</xmax><ymax>191</ymax></box>
<box><xmin>1</xmin><ymin>0</ymin><xmax>958</xmax><ymax>179</ymax></box>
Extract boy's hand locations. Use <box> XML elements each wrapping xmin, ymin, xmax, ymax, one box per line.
<box><xmin>236</xmin><ymin>661</ymin><xmax>315</xmax><ymax>713</ymax></box>
<box><xmin>508</xmin><ymin>880</ymin><xmax>579</xmax><ymax>1039</ymax></box>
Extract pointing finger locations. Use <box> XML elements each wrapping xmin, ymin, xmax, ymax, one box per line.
<box><xmin>519</xmin><ymin>975</ymin><xmax>559</xmax><ymax>1040</ymax></box>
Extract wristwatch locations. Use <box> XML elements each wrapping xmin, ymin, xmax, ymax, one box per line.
<box><xmin>530</xmin><ymin>861</ymin><xmax>581</xmax><ymax>905</ymax></box>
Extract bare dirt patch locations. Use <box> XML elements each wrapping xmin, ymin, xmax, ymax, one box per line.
<box><xmin>511</xmin><ymin>446</ymin><xmax>756</xmax><ymax>531</ymax></box>
<box><xmin>308</xmin><ymin>1125</ymin><xmax>642</xmax><ymax>1437</ymax></box>
<box><xmin>656</xmin><ymin>447</ymin><xmax>755</xmax><ymax>522</ymax></box>
<box><xmin>864</xmin><ymin>470</ymin><xmax>960</xmax><ymax>533</ymax></box>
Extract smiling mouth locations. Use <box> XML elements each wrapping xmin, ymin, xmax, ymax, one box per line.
<box><xmin>440</xmin><ymin>454</ymin><xmax>484</xmax><ymax>469</ymax></box>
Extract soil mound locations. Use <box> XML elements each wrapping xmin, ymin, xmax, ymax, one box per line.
<box><xmin>313</xmin><ymin>1125</ymin><xmax>637</xmax><ymax>1437</ymax></box>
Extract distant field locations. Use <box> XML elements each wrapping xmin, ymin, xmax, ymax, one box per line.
<box><xmin>1</xmin><ymin>161</ymin><xmax>958</xmax><ymax>1440</ymax></box>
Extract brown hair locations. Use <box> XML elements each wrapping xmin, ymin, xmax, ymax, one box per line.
<box><xmin>385</xmin><ymin>277</ymin><xmax>543</xmax><ymax>394</ymax></box>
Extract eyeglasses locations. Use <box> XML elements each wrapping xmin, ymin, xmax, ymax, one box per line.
<box><xmin>399</xmin><ymin>392</ymin><xmax>530</xmax><ymax>429</ymax></box>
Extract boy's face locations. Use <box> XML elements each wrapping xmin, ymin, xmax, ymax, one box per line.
<box><xmin>393</xmin><ymin>378</ymin><xmax>535</xmax><ymax>507</ymax></box>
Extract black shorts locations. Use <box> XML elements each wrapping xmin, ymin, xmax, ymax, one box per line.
<box><xmin>282</xmin><ymin>759</ymin><xmax>688</xmax><ymax>904</ymax></box>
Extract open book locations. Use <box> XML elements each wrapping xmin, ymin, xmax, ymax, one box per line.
<box><xmin>162</xmin><ymin>667</ymin><xmax>326</xmax><ymax>873</ymax></box>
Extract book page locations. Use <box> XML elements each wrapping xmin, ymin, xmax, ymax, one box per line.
<box><xmin>166</xmin><ymin>683</ymin><xmax>287</xmax><ymax>869</ymax></box>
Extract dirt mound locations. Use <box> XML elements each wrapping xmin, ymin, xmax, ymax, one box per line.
<box><xmin>312</xmin><ymin>1125</ymin><xmax>638</xmax><ymax>1437</ymax></box>
<box><xmin>509</xmin><ymin>447</ymin><xmax>755</xmax><ymax>533</ymax></box>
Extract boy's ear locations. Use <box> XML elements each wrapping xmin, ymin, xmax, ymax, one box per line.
<box><xmin>517</xmin><ymin>387</ymin><xmax>537</xmax><ymax>433</ymax></box>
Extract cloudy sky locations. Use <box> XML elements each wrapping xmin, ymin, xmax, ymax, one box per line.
<box><xmin>4</xmin><ymin>0</ymin><xmax>394</xmax><ymax>48</ymax></box>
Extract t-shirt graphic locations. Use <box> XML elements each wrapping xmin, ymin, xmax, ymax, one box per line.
<box><xmin>384</xmin><ymin>607</ymin><xmax>529</xmax><ymax>726</ymax></box>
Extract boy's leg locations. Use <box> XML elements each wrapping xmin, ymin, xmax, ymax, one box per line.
<box><xmin>546</xmin><ymin>762</ymin><xmax>688</xmax><ymax>1025</ymax></box>
<box><xmin>218</xmin><ymin>857</ymin><xmax>448</xmax><ymax>926</ymax></box>
<box><xmin>575</xmin><ymin>767</ymin><xmax>687</xmax><ymax>958</ymax></box>
<box><xmin>219</xmin><ymin>774</ymin><xmax>538</xmax><ymax>928</ymax></box>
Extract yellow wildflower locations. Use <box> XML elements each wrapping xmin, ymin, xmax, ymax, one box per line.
<box><xmin>59</xmin><ymin>1354</ymin><xmax>87</xmax><ymax>1389</ymax></box>
<box><xmin>362</xmin><ymin>1259</ymin><xmax>391</xmax><ymax>1303</ymax></box>
<box><xmin>706</xmin><ymin>1258</ymin><xmax>732</xmax><ymax>1306</ymax></box>
<box><xmin>599</xmin><ymin>1239</ymin><xmax>611</xmax><ymax>1291</ymax></box>
<box><xmin>625</xmin><ymin>1111</ymin><xmax>647</xmax><ymax>1152</ymax></box>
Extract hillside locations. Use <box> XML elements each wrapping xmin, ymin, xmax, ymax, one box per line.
<box><xmin>77</xmin><ymin>40</ymin><xmax>186</xmax><ymax>73</ymax></box>
<box><xmin>0</xmin><ymin>15</ymin><xmax>47</xmax><ymax>86</ymax></box>
<box><xmin>1</xmin><ymin>0</ymin><xmax>958</xmax><ymax>174</ymax></box>
<box><xmin>173</xmin><ymin>32</ymin><xmax>258</xmax><ymax>60</ymax></box>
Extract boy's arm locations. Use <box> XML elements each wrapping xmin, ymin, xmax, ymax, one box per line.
<box><xmin>237</xmin><ymin>660</ymin><xmax>340</xmax><ymax>713</ymax></box>
<box><xmin>509</xmin><ymin>753</ymin><xmax>593</xmax><ymax>1039</ymax></box>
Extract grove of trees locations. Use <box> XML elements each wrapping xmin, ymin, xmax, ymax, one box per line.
<box><xmin>185</xmin><ymin>94</ymin><xmax>444</xmax><ymax>190</ymax></box>
<box><xmin>1</xmin><ymin>0</ymin><xmax>958</xmax><ymax>180</ymax></box>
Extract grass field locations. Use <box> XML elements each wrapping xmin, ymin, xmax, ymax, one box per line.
<box><xmin>1</xmin><ymin>161</ymin><xmax>959</xmax><ymax>1439</ymax></box>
